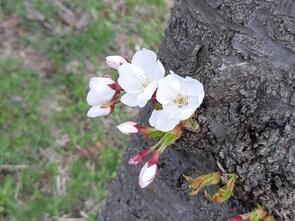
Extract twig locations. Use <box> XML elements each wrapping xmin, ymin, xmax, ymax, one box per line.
<box><xmin>53</xmin><ymin>0</ymin><xmax>75</xmax><ymax>17</ymax></box>
<box><xmin>0</xmin><ymin>165</ymin><xmax>29</xmax><ymax>171</ymax></box>
<box><xmin>216</xmin><ymin>160</ymin><xmax>226</xmax><ymax>174</ymax></box>
<box><xmin>79</xmin><ymin>211</ymin><xmax>88</xmax><ymax>219</ymax></box>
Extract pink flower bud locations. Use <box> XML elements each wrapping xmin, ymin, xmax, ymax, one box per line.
<box><xmin>139</xmin><ymin>162</ymin><xmax>158</xmax><ymax>188</ymax></box>
<box><xmin>228</xmin><ymin>215</ymin><xmax>243</xmax><ymax>221</ymax></box>
<box><xmin>116</xmin><ymin>122</ymin><xmax>154</xmax><ymax>136</ymax></box>
<box><xmin>128</xmin><ymin>148</ymin><xmax>152</xmax><ymax>165</ymax></box>
<box><xmin>117</xmin><ymin>121</ymin><xmax>139</xmax><ymax>135</ymax></box>
<box><xmin>147</xmin><ymin>151</ymin><xmax>161</xmax><ymax>166</ymax></box>
<box><xmin>105</xmin><ymin>56</ymin><xmax>127</xmax><ymax>70</ymax></box>
<box><xmin>138</xmin><ymin>151</ymin><xmax>161</xmax><ymax>188</ymax></box>
<box><xmin>87</xmin><ymin>106</ymin><xmax>112</xmax><ymax>118</ymax></box>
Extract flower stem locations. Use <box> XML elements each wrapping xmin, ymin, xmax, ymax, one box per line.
<box><xmin>158</xmin><ymin>144</ymin><xmax>168</xmax><ymax>153</ymax></box>
<box><xmin>156</xmin><ymin>133</ymin><xmax>172</xmax><ymax>153</ymax></box>
<box><xmin>151</xmin><ymin>138</ymin><xmax>164</xmax><ymax>151</ymax></box>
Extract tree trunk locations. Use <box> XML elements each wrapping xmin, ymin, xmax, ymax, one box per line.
<box><xmin>100</xmin><ymin>0</ymin><xmax>295</xmax><ymax>220</ymax></box>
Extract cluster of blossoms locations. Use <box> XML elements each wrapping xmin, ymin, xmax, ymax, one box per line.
<box><xmin>86</xmin><ymin>48</ymin><xmax>205</xmax><ymax>188</ymax></box>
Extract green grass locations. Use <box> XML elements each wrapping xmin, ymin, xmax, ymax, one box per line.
<box><xmin>36</xmin><ymin>21</ymin><xmax>115</xmax><ymax>64</ymax></box>
<box><xmin>0</xmin><ymin>59</ymin><xmax>51</xmax><ymax>164</ymax></box>
<box><xmin>0</xmin><ymin>57</ymin><xmax>123</xmax><ymax>221</ymax></box>
<box><xmin>0</xmin><ymin>0</ymin><xmax>169</xmax><ymax>220</ymax></box>
<box><xmin>4</xmin><ymin>0</ymin><xmax>167</xmax><ymax>63</ymax></box>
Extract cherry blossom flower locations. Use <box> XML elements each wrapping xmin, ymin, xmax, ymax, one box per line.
<box><xmin>86</xmin><ymin>77</ymin><xmax>117</xmax><ymax>117</ymax></box>
<box><xmin>105</xmin><ymin>56</ymin><xmax>127</xmax><ymax>70</ymax></box>
<box><xmin>149</xmin><ymin>72</ymin><xmax>205</xmax><ymax>132</ymax></box>
<box><xmin>118</xmin><ymin>48</ymin><xmax>165</xmax><ymax>108</ymax></box>
<box><xmin>138</xmin><ymin>151</ymin><xmax>160</xmax><ymax>188</ymax></box>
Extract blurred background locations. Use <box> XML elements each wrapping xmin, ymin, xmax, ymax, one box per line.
<box><xmin>0</xmin><ymin>0</ymin><xmax>171</xmax><ymax>220</ymax></box>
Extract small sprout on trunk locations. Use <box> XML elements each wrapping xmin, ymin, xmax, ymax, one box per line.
<box><xmin>263</xmin><ymin>215</ymin><xmax>276</xmax><ymax>221</ymax></box>
<box><xmin>184</xmin><ymin>172</ymin><xmax>221</xmax><ymax>196</ymax></box>
<box><xmin>249</xmin><ymin>207</ymin><xmax>267</xmax><ymax>221</ymax></box>
<box><xmin>205</xmin><ymin>173</ymin><xmax>238</xmax><ymax>203</ymax></box>
<box><xmin>229</xmin><ymin>207</ymin><xmax>275</xmax><ymax>221</ymax></box>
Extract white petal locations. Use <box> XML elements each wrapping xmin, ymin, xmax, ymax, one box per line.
<box><xmin>136</xmin><ymin>93</ymin><xmax>149</xmax><ymax>108</ymax></box>
<box><xmin>87</xmin><ymin>106</ymin><xmax>111</xmax><ymax>117</ymax></box>
<box><xmin>120</xmin><ymin>93</ymin><xmax>139</xmax><ymax>107</ymax></box>
<box><xmin>179</xmin><ymin>106</ymin><xmax>196</xmax><ymax>120</ymax></box>
<box><xmin>86</xmin><ymin>90</ymin><xmax>114</xmax><ymax>106</ymax></box>
<box><xmin>118</xmin><ymin>63</ymin><xmax>145</xmax><ymax>94</ymax></box>
<box><xmin>149</xmin><ymin>107</ymin><xmax>180</xmax><ymax>132</ymax></box>
<box><xmin>139</xmin><ymin>162</ymin><xmax>158</xmax><ymax>188</ymax></box>
<box><xmin>188</xmin><ymin>95</ymin><xmax>203</xmax><ymax>110</ymax></box>
<box><xmin>136</xmin><ymin>80</ymin><xmax>158</xmax><ymax>107</ymax></box>
<box><xmin>170</xmin><ymin>105</ymin><xmax>196</xmax><ymax>121</ymax></box>
<box><xmin>131</xmin><ymin>48</ymin><xmax>157</xmax><ymax>72</ymax></box>
<box><xmin>117</xmin><ymin>121</ymin><xmax>138</xmax><ymax>134</ymax></box>
<box><xmin>156</xmin><ymin>119</ymin><xmax>179</xmax><ymax>132</ymax></box>
<box><xmin>131</xmin><ymin>48</ymin><xmax>165</xmax><ymax>81</ymax></box>
<box><xmin>149</xmin><ymin>109</ymin><xmax>160</xmax><ymax>127</ymax></box>
<box><xmin>156</xmin><ymin>60</ymin><xmax>165</xmax><ymax>80</ymax></box>
<box><xmin>183</xmin><ymin>76</ymin><xmax>205</xmax><ymax>99</ymax></box>
<box><xmin>144</xmin><ymin>59</ymin><xmax>165</xmax><ymax>81</ymax></box>
<box><xmin>105</xmin><ymin>56</ymin><xmax>127</xmax><ymax>70</ymax></box>
<box><xmin>143</xmin><ymin>80</ymin><xmax>158</xmax><ymax>98</ymax></box>
<box><xmin>156</xmin><ymin>74</ymin><xmax>180</xmax><ymax>105</ymax></box>
<box><xmin>169</xmin><ymin>71</ymin><xmax>186</xmax><ymax>81</ymax></box>
<box><xmin>89</xmin><ymin>77</ymin><xmax>115</xmax><ymax>92</ymax></box>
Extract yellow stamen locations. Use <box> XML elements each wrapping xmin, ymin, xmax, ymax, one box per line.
<box><xmin>174</xmin><ymin>93</ymin><xmax>188</xmax><ymax>107</ymax></box>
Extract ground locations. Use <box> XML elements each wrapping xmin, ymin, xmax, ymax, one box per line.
<box><xmin>0</xmin><ymin>1</ymin><xmax>170</xmax><ymax>220</ymax></box>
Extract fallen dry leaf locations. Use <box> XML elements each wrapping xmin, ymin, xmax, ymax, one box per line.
<box><xmin>24</xmin><ymin>1</ymin><xmax>45</xmax><ymax>22</ymax></box>
<box><xmin>77</xmin><ymin>142</ymin><xmax>103</xmax><ymax>159</ymax></box>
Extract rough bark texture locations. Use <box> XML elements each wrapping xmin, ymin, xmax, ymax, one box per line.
<box><xmin>100</xmin><ymin>0</ymin><xmax>295</xmax><ymax>220</ymax></box>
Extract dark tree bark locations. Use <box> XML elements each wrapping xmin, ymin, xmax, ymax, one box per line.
<box><xmin>99</xmin><ymin>0</ymin><xmax>295</xmax><ymax>220</ymax></box>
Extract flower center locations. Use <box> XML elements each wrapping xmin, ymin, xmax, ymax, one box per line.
<box><xmin>141</xmin><ymin>78</ymin><xmax>150</xmax><ymax>89</ymax></box>
<box><xmin>174</xmin><ymin>93</ymin><xmax>188</xmax><ymax>107</ymax></box>
<box><xmin>137</xmin><ymin>74</ymin><xmax>150</xmax><ymax>90</ymax></box>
